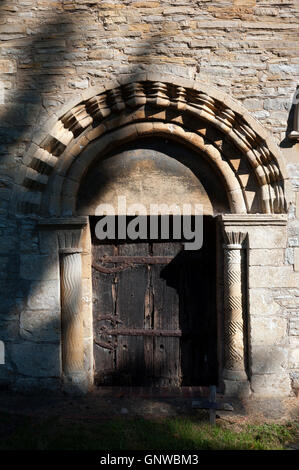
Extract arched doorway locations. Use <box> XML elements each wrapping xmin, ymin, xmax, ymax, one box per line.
<box><xmin>24</xmin><ymin>74</ymin><xmax>288</xmax><ymax>396</ymax></box>
<box><xmin>78</xmin><ymin>137</ymin><xmax>225</xmax><ymax>389</ymax></box>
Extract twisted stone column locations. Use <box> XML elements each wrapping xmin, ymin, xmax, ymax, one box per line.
<box><xmin>38</xmin><ymin>217</ymin><xmax>88</xmax><ymax>394</ymax></box>
<box><xmin>223</xmin><ymin>231</ymin><xmax>250</xmax><ymax>397</ymax></box>
<box><xmin>58</xmin><ymin>227</ymin><xmax>87</xmax><ymax>394</ymax></box>
<box><xmin>60</xmin><ymin>249</ymin><xmax>83</xmax><ymax>377</ymax></box>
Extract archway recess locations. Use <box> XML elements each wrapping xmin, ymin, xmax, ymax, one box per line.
<box><xmin>18</xmin><ymin>73</ymin><xmax>288</xmax><ymax>216</ymax></box>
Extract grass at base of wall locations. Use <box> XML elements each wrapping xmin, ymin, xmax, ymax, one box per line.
<box><xmin>0</xmin><ymin>412</ymin><xmax>298</xmax><ymax>450</ymax></box>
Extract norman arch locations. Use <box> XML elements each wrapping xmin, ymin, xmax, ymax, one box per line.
<box><xmin>23</xmin><ymin>74</ymin><xmax>289</xmax><ymax>396</ymax></box>
<box><xmin>18</xmin><ymin>73</ymin><xmax>288</xmax><ymax>217</ymax></box>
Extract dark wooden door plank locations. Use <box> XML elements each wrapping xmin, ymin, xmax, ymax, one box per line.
<box><xmin>92</xmin><ymin>217</ymin><xmax>218</xmax><ymax>388</ymax></box>
<box><xmin>92</xmin><ymin>243</ymin><xmax>117</xmax><ymax>384</ymax></box>
<box><xmin>116</xmin><ymin>243</ymin><xmax>149</xmax><ymax>385</ymax></box>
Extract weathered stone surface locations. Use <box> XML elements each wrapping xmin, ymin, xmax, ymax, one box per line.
<box><xmin>246</xmin><ymin>226</ymin><xmax>287</xmax><ymax>249</ymax></box>
<box><xmin>223</xmin><ymin>379</ymin><xmax>251</xmax><ymax>398</ymax></box>
<box><xmin>289</xmin><ymin>237</ymin><xmax>299</xmax><ymax>247</ymax></box>
<box><xmin>249</xmin><ymin>288</ymin><xmax>282</xmax><ymax>317</ymax></box>
<box><xmin>38</xmin><ymin>230</ymin><xmax>58</xmax><ymax>254</ymax></box>
<box><xmin>82</xmin><ymin>301</ymin><xmax>92</xmax><ymax>333</ymax></box>
<box><xmin>20</xmin><ymin>224</ymin><xmax>39</xmax><ymax>253</ymax></box>
<box><xmin>289</xmin><ymin>348</ymin><xmax>299</xmax><ymax>369</ymax></box>
<box><xmin>20</xmin><ymin>310</ymin><xmax>60</xmax><ymax>342</ymax></box>
<box><xmin>249</xmin><ymin>248</ymin><xmax>284</xmax><ymax>266</ymax></box>
<box><xmin>290</xmin><ymin>336</ymin><xmax>299</xmax><ymax>350</ymax></box>
<box><xmin>250</xmin><ymin>317</ymin><xmax>287</xmax><ymax>346</ymax></box>
<box><xmin>290</xmin><ymin>318</ymin><xmax>299</xmax><ymax>336</ymax></box>
<box><xmin>294</xmin><ymin>248</ymin><xmax>299</xmax><ymax>272</ymax></box>
<box><xmin>273</xmin><ymin>289</ymin><xmax>299</xmax><ymax>310</ymax></box>
<box><xmin>296</xmin><ymin>192</ymin><xmax>299</xmax><ymax>219</ymax></box>
<box><xmin>0</xmin><ymin>0</ymin><xmax>298</xmax><ymax>399</ymax></box>
<box><xmin>0</xmin><ymin>254</ymin><xmax>19</xmax><ymax>279</ymax></box>
<box><xmin>290</xmin><ymin>371</ymin><xmax>299</xmax><ymax>393</ymax></box>
<box><xmin>27</xmin><ymin>280</ymin><xmax>60</xmax><ymax>310</ymax></box>
<box><xmin>285</xmin><ymin>247</ymin><xmax>294</xmax><ymax>265</ymax></box>
<box><xmin>20</xmin><ymin>254</ymin><xmax>59</xmax><ymax>281</ymax></box>
<box><xmin>251</xmin><ymin>346</ymin><xmax>288</xmax><ymax>374</ymax></box>
<box><xmin>0</xmin><ymin>59</ymin><xmax>16</xmax><ymax>74</ymax></box>
<box><xmin>10</xmin><ymin>343</ymin><xmax>61</xmax><ymax>378</ymax></box>
<box><xmin>0</xmin><ymin>290</ymin><xmax>25</xmax><ymax>319</ymax></box>
<box><xmin>12</xmin><ymin>377</ymin><xmax>61</xmax><ymax>394</ymax></box>
<box><xmin>0</xmin><ymin>366</ymin><xmax>14</xmax><ymax>388</ymax></box>
<box><xmin>249</xmin><ymin>266</ymin><xmax>299</xmax><ymax>288</ymax></box>
<box><xmin>251</xmin><ymin>373</ymin><xmax>292</xmax><ymax>397</ymax></box>
<box><xmin>83</xmin><ymin>336</ymin><xmax>94</xmax><ymax>386</ymax></box>
<box><xmin>0</xmin><ymin>321</ymin><xmax>19</xmax><ymax>341</ymax></box>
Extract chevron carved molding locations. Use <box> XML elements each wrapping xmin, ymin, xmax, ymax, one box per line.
<box><xmin>223</xmin><ymin>231</ymin><xmax>248</xmax><ymax>385</ymax></box>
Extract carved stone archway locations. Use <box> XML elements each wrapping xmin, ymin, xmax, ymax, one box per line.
<box><xmin>18</xmin><ymin>72</ymin><xmax>288</xmax><ymax>216</ymax></box>
<box><xmin>20</xmin><ymin>73</ymin><xmax>288</xmax><ymax>395</ymax></box>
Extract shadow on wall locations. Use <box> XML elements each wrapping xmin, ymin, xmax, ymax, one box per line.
<box><xmin>0</xmin><ymin>3</ymin><xmax>195</xmax><ymax>395</ymax></box>
<box><xmin>0</xmin><ymin>4</ymin><xmax>290</xmax><ymax>401</ymax></box>
<box><xmin>0</xmin><ymin>5</ymin><xmax>77</xmax><ymax>393</ymax></box>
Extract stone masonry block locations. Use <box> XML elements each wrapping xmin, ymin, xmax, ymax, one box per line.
<box><xmin>248</xmin><ymin>288</ymin><xmax>282</xmax><ymax>316</ymax></box>
<box><xmin>246</xmin><ymin>226</ymin><xmax>287</xmax><ymax>249</ymax></box>
<box><xmin>250</xmin><ymin>317</ymin><xmax>287</xmax><ymax>346</ymax></box>
<box><xmin>13</xmin><ymin>377</ymin><xmax>61</xmax><ymax>394</ymax></box>
<box><xmin>249</xmin><ymin>248</ymin><xmax>284</xmax><ymax>266</ymax></box>
<box><xmin>249</xmin><ymin>266</ymin><xmax>299</xmax><ymax>288</ymax></box>
<box><xmin>20</xmin><ymin>309</ymin><xmax>60</xmax><ymax>342</ymax></box>
<box><xmin>27</xmin><ymin>280</ymin><xmax>60</xmax><ymax>311</ymax></box>
<box><xmin>251</xmin><ymin>373</ymin><xmax>291</xmax><ymax>397</ymax></box>
<box><xmin>289</xmin><ymin>348</ymin><xmax>299</xmax><ymax>369</ymax></box>
<box><xmin>294</xmin><ymin>248</ymin><xmax>299</xmax><ymax>272</ymax></box>
<box><xmin>0</xmin><ymin>60</ymin><xmax>16</xmax><ymax>74</ymax></box>
<box><xmin>10</xmin><ymin>343</ymin><xmax>61</xmax><ymax>378</ymax></box>
<box><xmin>20</xmin><ymin>254</ymin><xmax>59</xmax><ymax>281</ymax></box>
<box><xmin>251</xmin><ymin>345</ymin><xmax>288</xmax><ymax>375</ymax></box>
<box><xmin>290</xmin><ymin>318</ymin><xmax>299</xmax><ymax>336</ymax></box>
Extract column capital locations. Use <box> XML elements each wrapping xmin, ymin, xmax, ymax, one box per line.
<box><xmin>223</xmin><ymin>230</ymin><xmax>247</xmax><ymax>249</ymax></box>
<box><xmin>38</xmin><ymin>217</ymin><xmax>88</xmax><ymax>253</ymax></box>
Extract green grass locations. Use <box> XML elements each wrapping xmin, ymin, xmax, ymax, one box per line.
<box><xmin>0</xmin><ymin>412</ymin><xmax>298</xmax><ymax>450</ymax></box>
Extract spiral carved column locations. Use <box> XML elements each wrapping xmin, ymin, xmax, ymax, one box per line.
<box><xmin>38</xmin><ymin>217</ymin><xmax>89</xmax><ymax>394</ymax></box>
<box><xmin>57</xmin><ymin>222</ymin><xmax>88</xmax><ymax>394</ymax></box>
<box><xmin>60</xmin><ymin>249</ymin><xmax>83</xmax><ymax>378</ymax></box>
<box><xmin>223</xmin><ymin>231</ymin><xmax>250</xmax><ymax>397</ymax></box>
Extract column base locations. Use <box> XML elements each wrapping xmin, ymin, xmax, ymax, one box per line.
<box><xmin>62</xmin><ymin>371</ymin><xmax>89</xmax><ymax>395</ymax></box>
<box><xmin>223</xmin><ymin>368</ymin><xmax>251</xmax><ymax>397</ymax></box>
<box><xmin>223</xmin><ymin>368</ymin><xmax>248</xmax><ymax>381</ymax></box>
<box><xmin>223</xmin><ymin>379</ymin><xmax>251</xmax><ymax>398</ymax></box>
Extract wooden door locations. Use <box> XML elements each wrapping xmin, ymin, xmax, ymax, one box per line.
<box><xmin>92</xmin><ymin>217</ymin><xmax>217</xmax><ymax>387</ymax></box>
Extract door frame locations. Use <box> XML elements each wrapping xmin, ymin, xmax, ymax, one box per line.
<box><xmin>38</xmin><ymin>214</ymin><xmax>290</xmax><ymax>395</ymax></box>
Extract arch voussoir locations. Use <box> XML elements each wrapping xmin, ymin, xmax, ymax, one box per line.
<box><xmin>60</xmin><ymin>121</ymin><xmax>247</xmax><ymax>216</ymax></box>
<box><xmin>19</xmin><ymin>75</ymin><xmax>288</xmax><ymax>216</ymax></box>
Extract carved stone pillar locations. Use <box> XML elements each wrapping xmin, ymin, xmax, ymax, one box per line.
<box><xmin>60</xmin><ymin>252</ymin><xmax>82</xmax><ymax>378</ymax></box>
<box><xmin>223</xmin><ymin>231</ymin><xmax>250</xmax><ymax>397</ymax></box>
<box><xmin>38</xmin><ymin>217</ymin><xmax>88</xmax><ymax>394</ymax></box>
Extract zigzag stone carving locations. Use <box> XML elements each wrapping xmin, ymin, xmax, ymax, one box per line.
<box><xmin>20</xmin><ymin>77</ymin><xmax>287</xmax><ymax>216</ymax></box>
<box><xmin>223</xmin><ymin>231</ymin><xmax>249</xmax><ymax>394</ymax></box>
<box><xmin>58</xmin><ymin>226</ymin><xmax>88</xmax><ymax>393</ymax></box>
<box><xmin>60</xmin><ymin>252</ymin><xmax>83</xmax><ymax>376</ymax></box>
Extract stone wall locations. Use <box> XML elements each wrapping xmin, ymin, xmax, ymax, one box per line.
<box><xmin>0</xmin><ymin>0</ymin><xmax>298</xmax><ymax>396</ymax></box>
